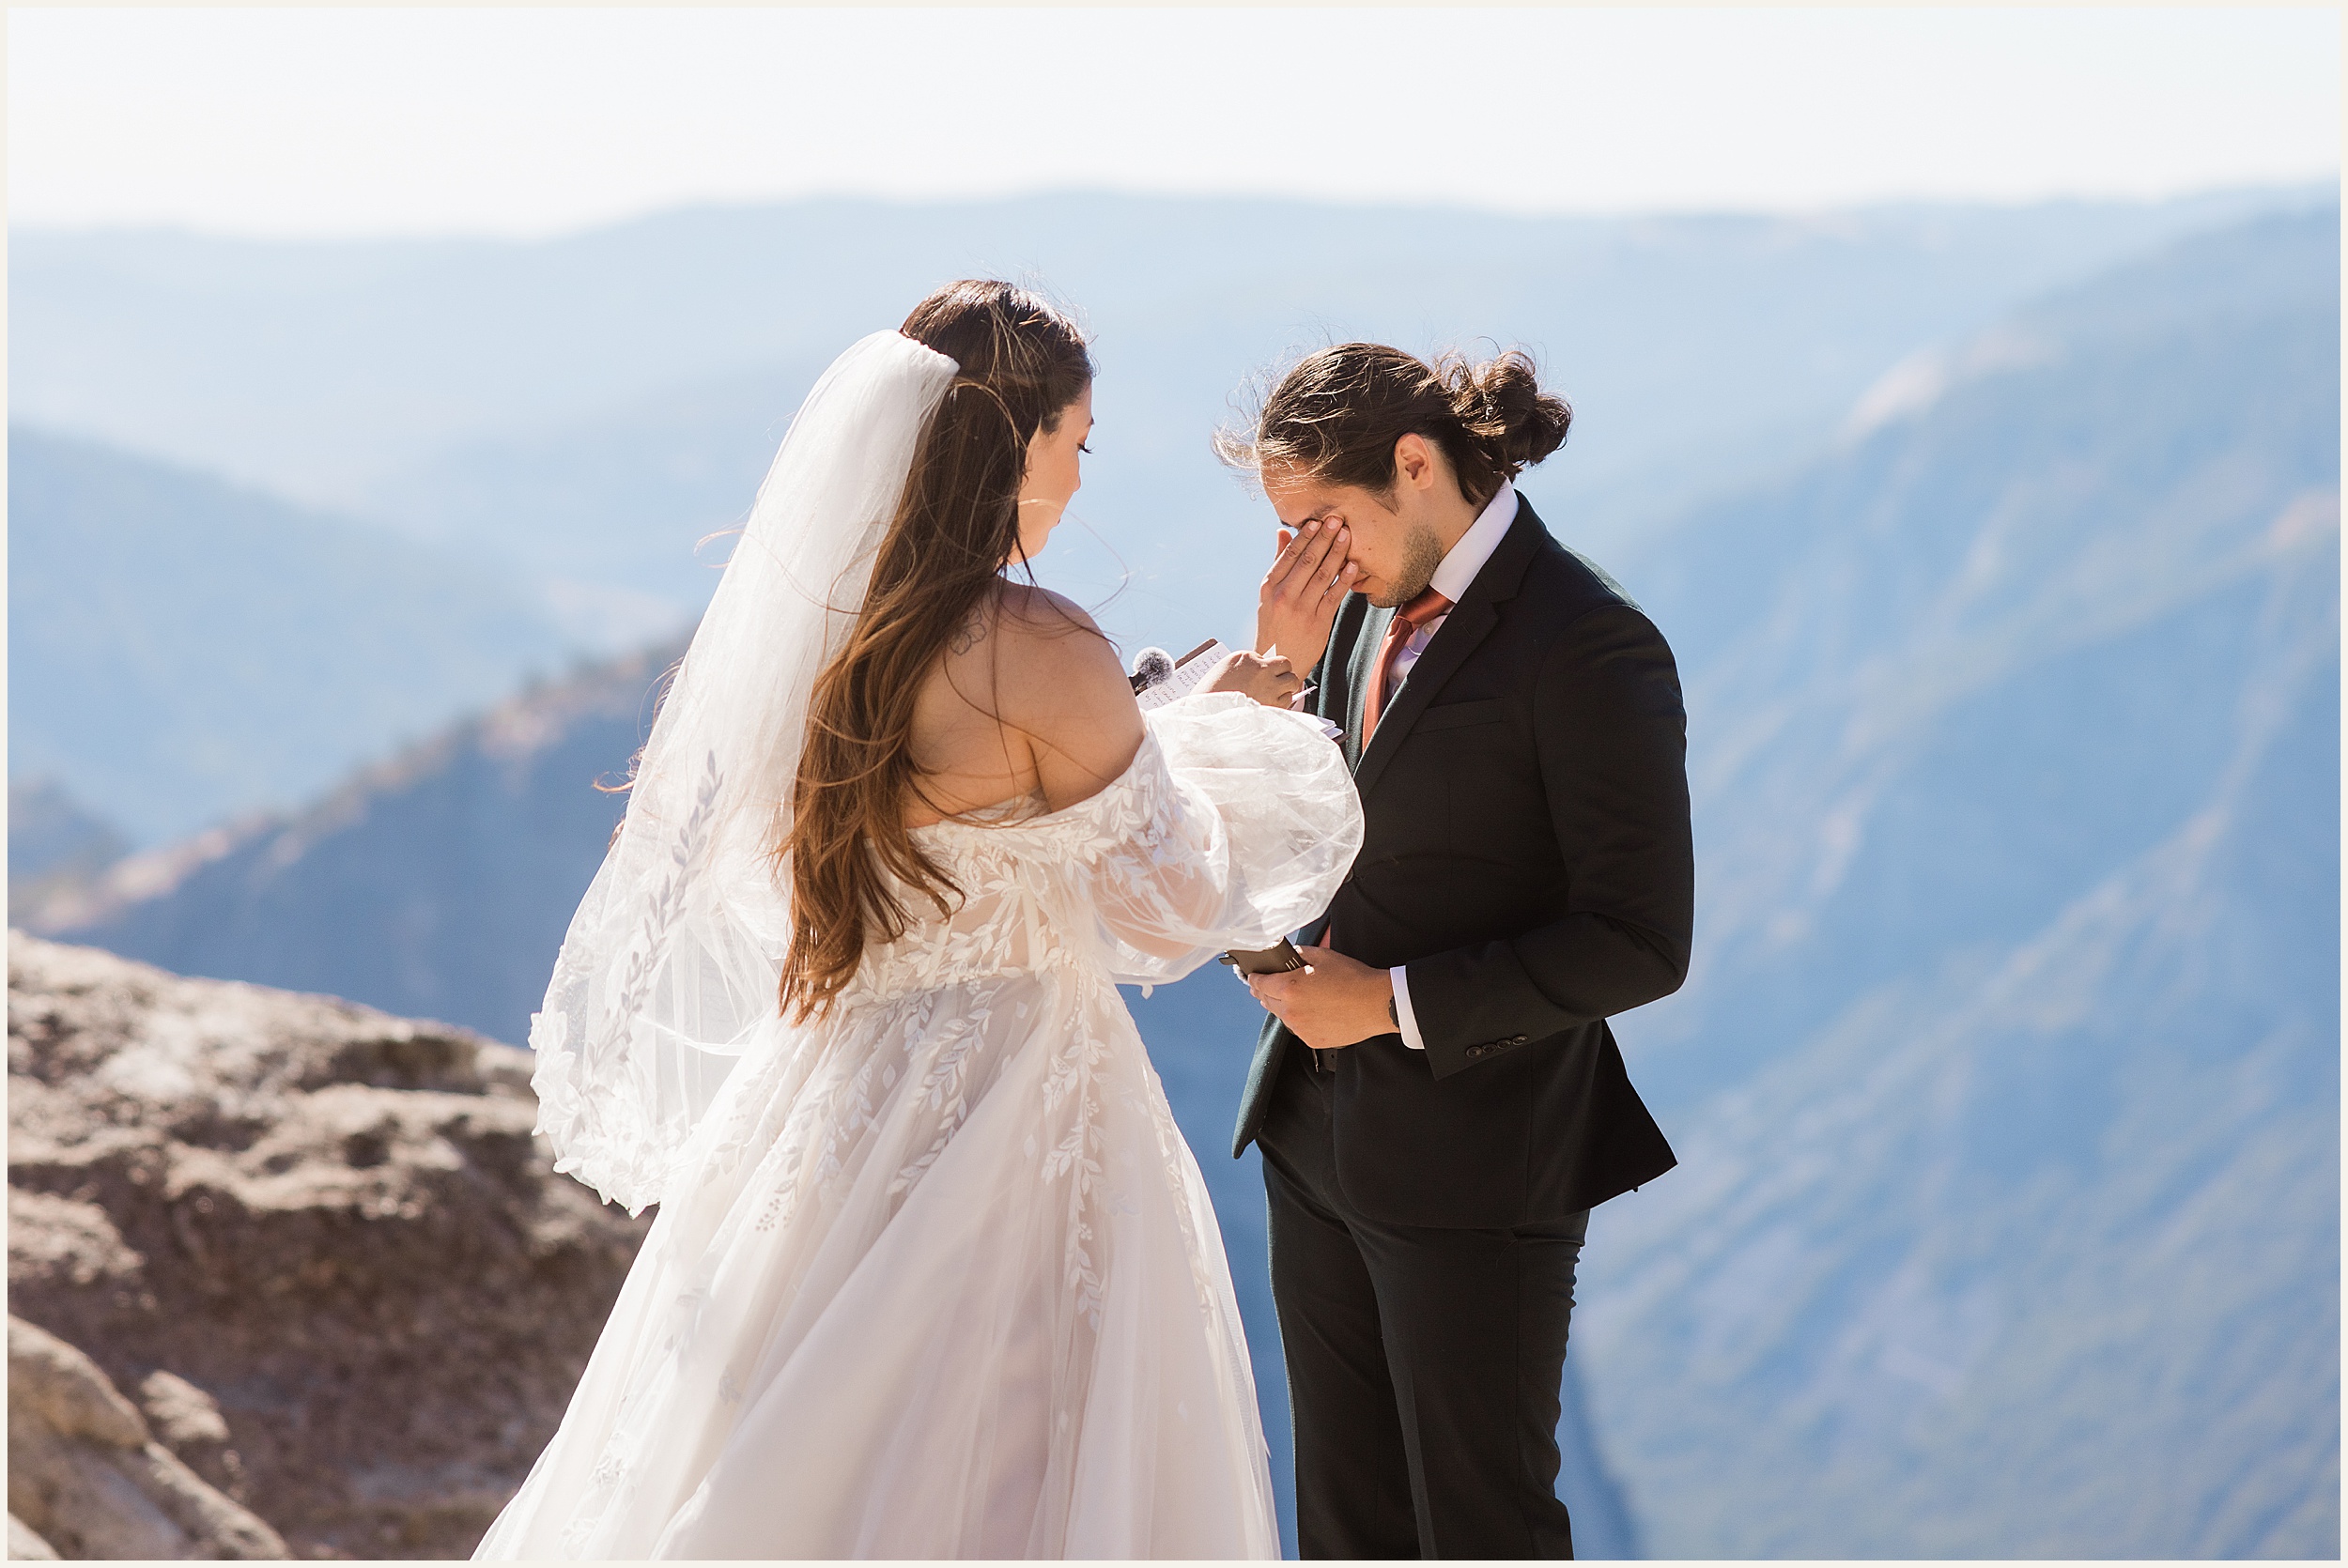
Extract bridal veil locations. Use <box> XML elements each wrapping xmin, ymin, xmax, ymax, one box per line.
<box><xmin>529</xmin><ymin>331</ymin><xmax>960</xmax><ymax>1216</ymax></box>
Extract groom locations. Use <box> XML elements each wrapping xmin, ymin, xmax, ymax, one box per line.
<box><xmin>1227</xmin><ymin>344</ymin><xmax>1693</xmax><ymax>1559</ymax></box>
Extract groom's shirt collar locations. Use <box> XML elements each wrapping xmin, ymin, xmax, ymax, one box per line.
<box><xmin>1428</xmin><ymin>479</ymin><xmax>1520</xmax><ymax>604</ymax></box>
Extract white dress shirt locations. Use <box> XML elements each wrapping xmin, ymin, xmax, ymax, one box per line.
<box><xmin>1383</xmin><ymin>481</ymin><xmax>1519</xmax><ymax>1052</ymax></box>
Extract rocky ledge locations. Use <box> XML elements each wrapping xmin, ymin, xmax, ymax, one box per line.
<box><xmin>6</xmin><ymin>933</ymin><xmax>647</xmax><ymax>1559</ymax></box>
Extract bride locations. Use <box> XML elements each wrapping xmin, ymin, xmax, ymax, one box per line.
<box><xmin>473</xmin><ymin>282</ymin><xmax>1364</xmax><ymax>1559</ymax></box>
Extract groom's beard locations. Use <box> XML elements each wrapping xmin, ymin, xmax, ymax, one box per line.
<box><xmin>1369</xmin><ymin>526</ymin><xmax>1446</xmax><ymax>607</ymax></box>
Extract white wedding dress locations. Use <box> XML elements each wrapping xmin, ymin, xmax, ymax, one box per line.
<box><xmin>475</xmin><ymin>692</ymin><xmax>1360</xmax><ymax>1559</ymax></box>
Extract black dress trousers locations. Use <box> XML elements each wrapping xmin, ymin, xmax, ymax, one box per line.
<box><xmin>1259</xmin><ymin>1047</ymin><xmax>1589</xmax><ymax>1560</ymax></box>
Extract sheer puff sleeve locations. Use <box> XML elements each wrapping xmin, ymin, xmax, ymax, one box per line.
<box><xmin>1064</xmin><ymin>691</ymin><xmax>1364</xmax><ymax>986</ymax></box>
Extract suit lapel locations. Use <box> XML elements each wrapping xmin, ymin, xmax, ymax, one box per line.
<box><xmin>1352</xmin><ymin>598</ymin><xmax>1497</xmax><ymax>800</ymax></box>
<box><xmin>1351</xmin><ymin>504</ymin><xmax>1549</xmax><ymax>802</ymax></box>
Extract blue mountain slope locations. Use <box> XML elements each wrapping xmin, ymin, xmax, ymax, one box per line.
<box><xmin>44</xmin><ymin>647</ymin><xmax>663</xmax><ymax>1028</ymax></box>
<box><xmin>1617</xmin><ymin>208</ymin><xmax>2340</xmax><ymax>1114</ymax></box>
<box><xmin>7</xmin><ymin>429</ymin><xmax>576</xmax><ymax>843</ymax></box>
<box><xmin>1569</xmin><ymin>209</ymin><xmax>2340</xmax><ymax>1557</ymax></box>
<box><xmin>7</xmin><ymin>776</ymin><xmax>129</xmax><ymax>920</ymax></box>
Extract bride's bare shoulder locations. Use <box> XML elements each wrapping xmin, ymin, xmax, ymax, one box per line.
<box><xmin>990</xmin><ymin>583</ymin><xmax>1127</xmax><ymax>699</ymax></box>
<box><xmin>988</xmin><ymin>583</ymin><xmax>1143</xmax><ymax>784</ymax></box>
<box><xmin>991</xmin><ymin>580</ymin><xmax>1093</xmax><ymax>632</ymax></box>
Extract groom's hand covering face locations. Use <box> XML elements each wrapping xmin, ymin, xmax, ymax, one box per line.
<box><xmin>1254</xmin><ymin>511</ymin><xmax>1357</xmax><ymax>670</ymax></box>
<box><xmin>1263</xmin><ymin>437</ymin><xmax>1452</xmax><ymax>616</ymax></box>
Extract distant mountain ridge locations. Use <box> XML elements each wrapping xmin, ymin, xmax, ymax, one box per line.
<box><xmin>15</xmin><ymin>188</ymin><xmax>2328</xmax><ymax>654</ymax></box>
<box><xmin>7</xmin><ymin>777</ymin><xmax>130</xmax><ymax>925</ymax></box>
<box><xmin>44</xmin><ymin>641</ymin><xmax>672</xmax><ymax>1030</ymax></box>
<box><xmin>7</xmin><ymin>428</ymin><xmax>578</xmax><ymax>844</ymax></box>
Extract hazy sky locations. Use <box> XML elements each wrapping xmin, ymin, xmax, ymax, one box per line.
<box><xmin>10</xmin><ymin>7</ymin><xmax>2340</xmax><ymax>238</ymax></box>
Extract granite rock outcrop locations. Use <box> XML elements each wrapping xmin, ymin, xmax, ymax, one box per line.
<box><xmin>6</xmin><ymin>933</ymin><xmax>647</xmax><ymax>1558</ymax></box>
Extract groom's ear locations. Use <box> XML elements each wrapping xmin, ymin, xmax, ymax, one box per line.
<box><xmin>1393</xmin><ymin>433</ymin><xmax>1441</xmax><ymax>494</ymax></box>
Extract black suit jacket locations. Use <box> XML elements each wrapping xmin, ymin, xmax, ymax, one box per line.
<box><xmin>1233</xmin><ymin>498</ymin><xmax>1691</xmax><ymax>1228</ymax></box>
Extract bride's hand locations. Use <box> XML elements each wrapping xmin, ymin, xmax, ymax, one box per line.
<box><xmin>1198</xmin><ymin>650</ymin><xmax>1305</xmax><ymax>708</ymax></box>
<box><xmin>1256</xmin><ymin>518</ymin><xmax>1356</xmax><ymax>671</ymax></box>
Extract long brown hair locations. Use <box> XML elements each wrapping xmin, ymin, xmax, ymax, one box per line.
<box><xmin>776</xmin><ymin>281</ymin><xmax>1093</xmax><ymax>1022</ymax></box>
<box><xmin>1217</xmin><ymin>343</ymin><xmax>1570</xmax><ymax>507</ymax></box>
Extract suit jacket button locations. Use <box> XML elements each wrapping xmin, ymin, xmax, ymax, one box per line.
<box><xmin>1506</xmin><ymin>1035</ymin><xmax>1530</xmax><ymax>1047</ymax></box>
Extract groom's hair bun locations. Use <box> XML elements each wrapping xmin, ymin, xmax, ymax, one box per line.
<box><xmin>1442</xmin><ymin>350</ymin><xmax>1571</xmax><ymax>473</ymax></box>
<box><xmin>1218</xmin><ymin>343</ymin><xmax>1570</xmax><ymax>507</ymax></box>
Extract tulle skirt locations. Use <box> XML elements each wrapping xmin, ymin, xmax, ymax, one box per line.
<box><xmin>474</xmin><ymin>960</ymin><xmax>1279</xmax><ymax>1560</ymax></box>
